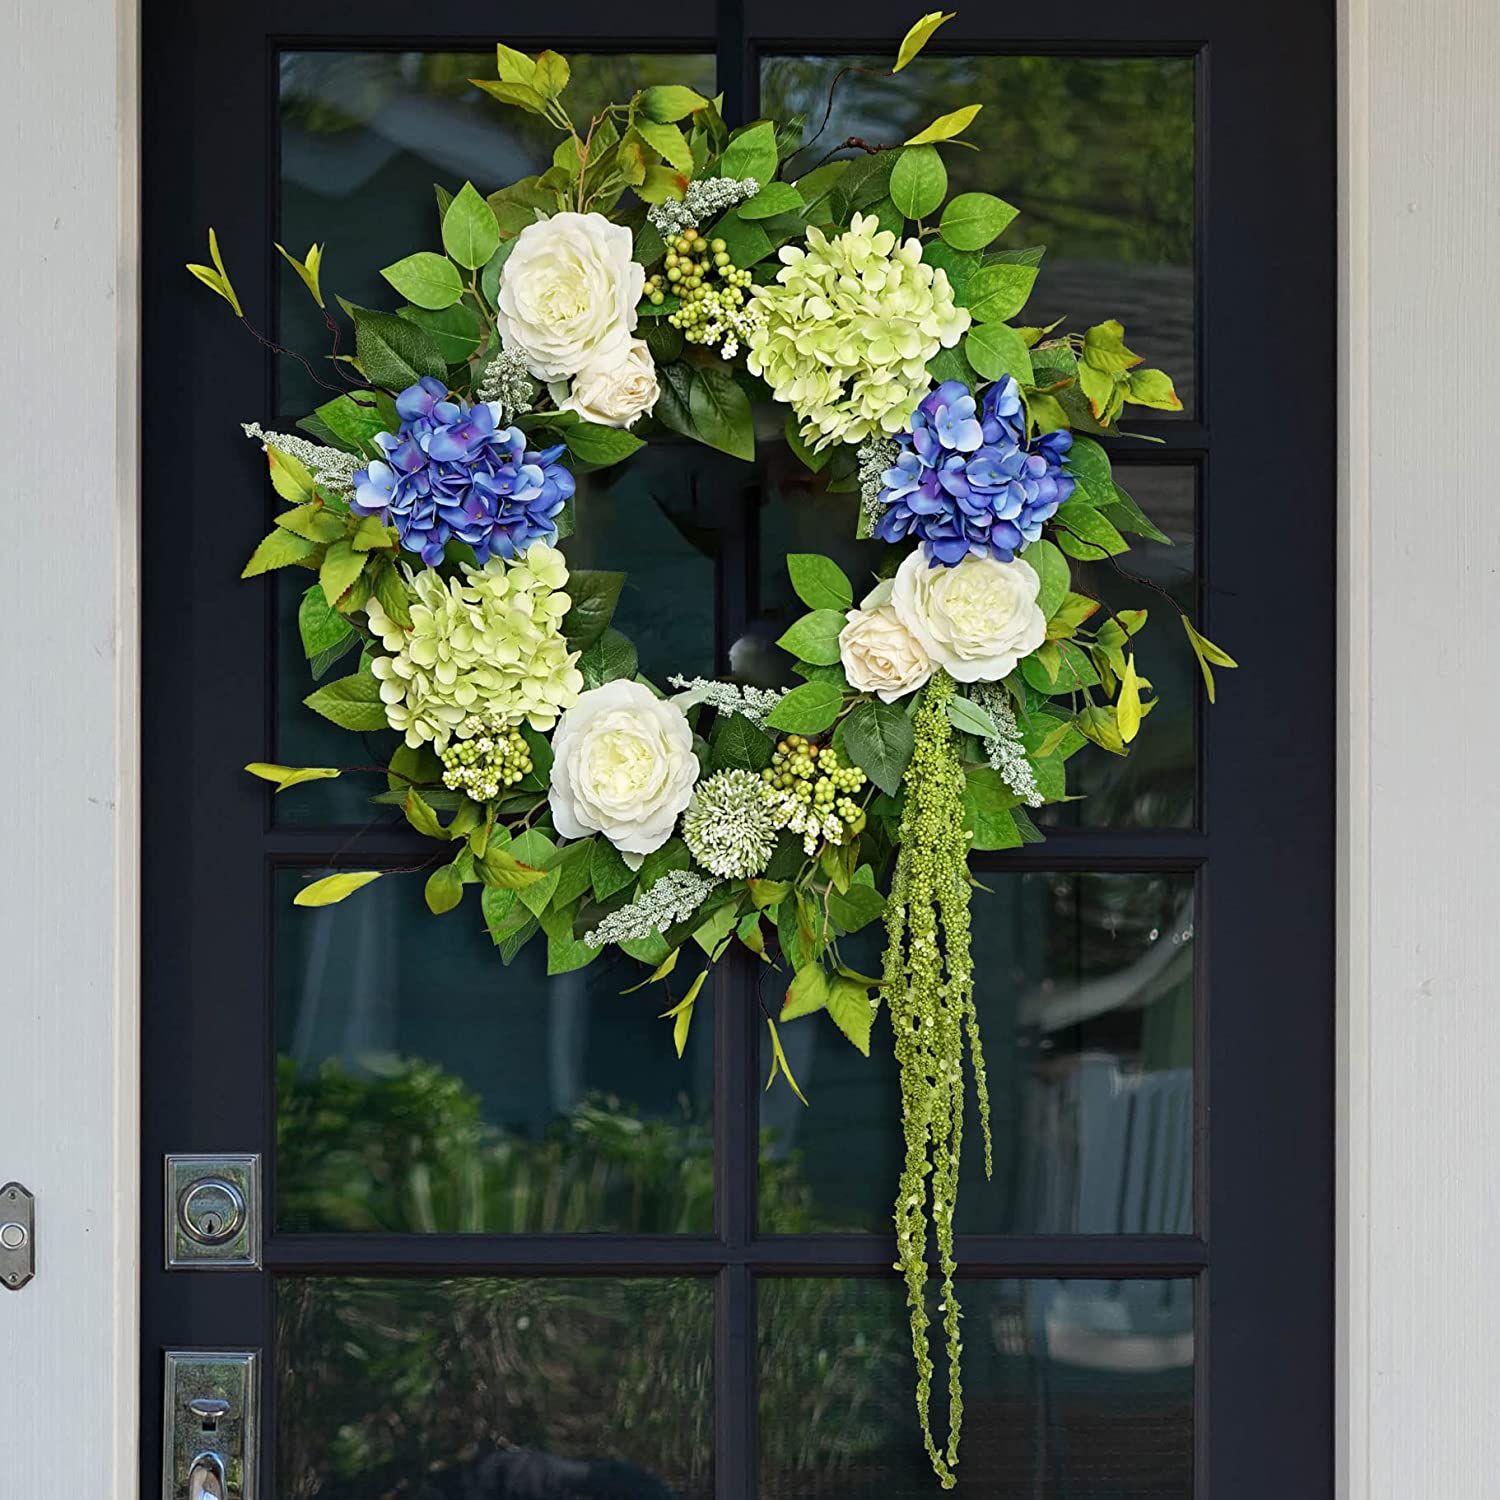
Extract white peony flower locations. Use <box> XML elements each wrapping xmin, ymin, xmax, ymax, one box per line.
<box><xmin>495</xmin><ymin>211</ymin><xmax>644</xmax><ymax>381</ymax></box>
<box><xmin>839</xmin><ymin>591</ymin><xmax>934</xmax><ymax>702</ymax></box>
<box><xmin>555</xmin><ymin>338</ymin><xmax>660</xmax><ymax>429</ymax></box>
<box><xmin>890</xmin><ymin>549</ymin><xmax>1047</xmax><ymax>683</ymax></box>
<box><xmin>548</xmin><ymin>680</ymin><xmax>699</xmax><ymax>856</ymax></box>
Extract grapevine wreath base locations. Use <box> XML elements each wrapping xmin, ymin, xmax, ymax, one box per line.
<box><xmin>191</xmin><ymin>14</ymin><xmax>1233</xmax><ymax>1484</ymax></box>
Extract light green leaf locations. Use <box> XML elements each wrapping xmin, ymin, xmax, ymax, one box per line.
<box><xmin>889</xmin><ymin>145</ymin><xmax>947</xmax><ymax>220</ymax></box>
<box><xmin>1053</xmin><ymin>501</ymin><xmax>1128</xmax><ymax>559</ymax></box>
<box><xmin>737</xmin><ymin>181</ymin><xmax>805</xmax><ymax>220</ymax></box>
<box><xmin>318</xmin><ymin>538</ymin><xmax>366</xmax><ymax>607</ymax></box>
<box><xmin>636</xmin><ymin>119</ymin><xmax>694</xmax><ymax>175</ymax></box>
<box><xmin>946</xmin><ymin>695</ymin><xmax>999</xmax><ymax>739</ymax></box>
<box><xmin>381</xmin><ymin>251</ymin><xmax>464</xmax><ymax>310</ymax></box>
<box><xmin>826</xmin><ymin>882</ymin><xmax>885</xmax><ymax>935</ymax></box>
<box><xmin>689</xmin><ymin>366</ymin><xmax>754</xmax><ymax>461</ymax></box>
<box><xmin>1124</xmin><ymin>367</ymin><xmax>1183</xmax><ymax>411</ymax></box>
<box><xmin>839</xmin><ymin>698</ymin><xmax>914</xmax><ymax>796</ymax></box>
<box><xmin>894</xmin><ymin>10</ymin><xmax>956</xmax><ymax>71</ymax></box>
<box><xmin>312</xmin><ymin>394</ymin><xmax>390</xmax><ymax>455</ymax></box>
<box><xmin>276</xmin><ymin>241</ymin><xmax>325</xmax><ymax>308</ymax></box>
<box><xmin>825</xmin><ymin>974</ymin><xmax>874</xmax><ymax>1055</ymax></box>
<box><xmin>275</xmin><ymin>501</ymin><xmax>344</xmax><ymax>545</ymax></box>
<box><xmin>294</xmin><ymin>870</ymin><xmax>383</xmax><ymax>907</ymax></box>
<box><xmin>905</xmin><ymin>103</ymin><xmax>982</xmax><ymax>146</ymax></box>
<box><xmin>241</xmin><ymin>527</ymin><xmax>316</xmax><ymax>578</ymax></box>
<box><xmin>442</xmin><ymin>181</ymin><xmax>501</xmax><ymax>270</ymax></box>
<box><xmin>965</xmin><ymin>262</ymin><xmax>1038</xmax><ymax>322</ymax></box>
<box><xmin>965</xmin><ymin>322</ymin><xmax>1034</xmax><ymax>385</ymax></box>
<box><xmin>640</xmin><ymin>84</ymin><xmax>710</xmax><ymax>122</ymax></box>
<box><xmin>303</xmin><ymin>671</ymin><xmax>388</xmax><ymax>732</ymax></box>
<box><xmin>777</xmin><ymin>609</ymin><xmax>846</xmax><ymax>667</ymax></box>
<box><xmin>718</xmin><ymin>120</ymin><xmax>779</xmax><ymax>187</ymax></box>
<box><xmin>939</xmin><ymin>191</ymin><xmax>1018</xmax><ymax>251</ymax></box>
<box><xmin>265</xmin><ymin>445</ymin><xmax>317</xmax><ymax>502</ymax></box>
<box><xmin>534</xmin><ymin>49</ymin><xmax>570</xmax><ymax>99</ymax></box>
<box><xmin>425</xmin><ymin>862</ymin><xmax>465</xmax><ymax>915</ymax></box>
<box><xmin>765</xmin><ymin>1016</ymin><xmax>810</xmax><ymax>1105</ymax></box>
<box><xmin>786</xmin><ymin>553</ymin><xmax>853</xmax><ymax>611</ymax></box>
<box><xmin>187</xmin><ymin>228</ymin><xmax>242</xmax><ymax>316</ymax></box>
<box><xmin>298</xmin><ymin>584</ymin><xmax>352</xmax><ymax>658</ymax></box>
<box><xmin>1182</xmin><ymin>617</ymin><xmax>1238</xmax><ymax>703</ymax></box>
<box><xmin>765</xmin><ymin>680</ymin><xmax>844</xmax><ymax>736</ymax></box>
<box><xmin>1117</xmin><ymin>653</ymin><xmax>1144</xmax><ymax>743</ymax></box>
<box><xmin>245</xmin><ymin>763</ymin><xmax>340</xmax><ymax>793</ymax></box>
<box><xmin>782</xmin><ymin>963</ymin><xmax>828</xmax><ymax>1020</ymax></box>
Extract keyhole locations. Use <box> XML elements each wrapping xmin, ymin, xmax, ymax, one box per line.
<box><xmin>200</xmin><ymin>1212</ymin><xmax>221</xmax><ymax>1237</ymax></box>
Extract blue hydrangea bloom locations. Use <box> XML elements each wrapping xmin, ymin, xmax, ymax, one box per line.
<box><xmin>351</xmin><ymin>377</ymin><xmax>575</xmax><ymax>567</ymax></box>
<box><xmin>873</xmin><ymin>376</ymin><xmax>1076</xmax><ymax>566</ymax></box>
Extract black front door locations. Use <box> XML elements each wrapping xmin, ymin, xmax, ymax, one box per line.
<box><xmin>142</xmin><ymin>2</ymin><xmax>1335</xmax><ymax>1494</ymax></box>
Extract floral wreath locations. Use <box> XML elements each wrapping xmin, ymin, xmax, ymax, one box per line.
<box><xmin>191</xmin><ymin>14</ymin><xmax>1234</xmax><ymax>1486</ymax></box>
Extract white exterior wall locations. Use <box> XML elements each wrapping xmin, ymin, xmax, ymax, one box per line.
<box><xmin>0</xmin><ymin>0</ymin><xmax>1496</xmax><ymax>1493</ymax></box>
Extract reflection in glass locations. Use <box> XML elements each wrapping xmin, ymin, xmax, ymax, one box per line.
<box><xmin>275</xmin><ymin>869</ymin><xmax>714</xmax><ymax>1233</ymax></box>
<box><xmin>277</xmin><ymin>51</ymin><xmax>718</xmax><ymax>413</ymax></box>
<box><xmin>760</xmin><ymin>872</ymin><xmax>1195</xmax><ymax>1234</ymax></box>
<box><xmin>760</xmin><ymin>1277</ymin><xmax>1192</xmax><ymax>1498</ymax></box>
<box><xmin>277</xmin><ymin>1276</ymin><xmax>713</xmax><ymax>1500</ymax></box>
<box><xmin>761</xmin><ymin>55</ymin><xmax>1196</xmax><ymax>415</ymax></box>
<box><xmin>273</xmin><ymin>444</ymin><xmax>723</xmax><ymax>825</ymax></box>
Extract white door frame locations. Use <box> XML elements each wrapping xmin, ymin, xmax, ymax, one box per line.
<box><xmin>0</xmin><ymin>0</ymin><xmax>1489</xmax><ymax>1493</ymax></box>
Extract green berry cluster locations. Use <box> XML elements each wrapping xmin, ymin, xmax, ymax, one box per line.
<box><xmin>439</xmin><ymin>715</ymin><xmax>534</xmax><ymax>803</ymax></box>
<box><xmin>760</xmin><ymin>735</ymin><xmax>868</xmax><ymax>853</ymax></box>
<box><xmin>644</xmin><ymin>228</ymin><xmax>761</xmax><ymax>358</ymax></box>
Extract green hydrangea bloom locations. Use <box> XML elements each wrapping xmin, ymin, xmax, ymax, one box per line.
<box><xmin>746</xmin><ymin>212</ymin><xmax>971</xmax><ymax>451</ymax></box>
<box><xmin>366</xmin><ymin>542</ymin><xmax>584</xmax><ymax>749</ymax></box>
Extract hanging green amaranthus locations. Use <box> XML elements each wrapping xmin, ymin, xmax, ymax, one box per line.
<box><xmin>882</xmin><ymin>672</ymin><xmax>993</xmax><ymax>1489</ymax></box>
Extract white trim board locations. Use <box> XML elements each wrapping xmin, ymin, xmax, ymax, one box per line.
<box><xmin>0</xmin><ymin>0</ymin><xmax>1496</xmax><ymax>1494</ymax></box>
<box><xmin>0</xmin><ymin>0</ymin><xmax>140</xmax><ymax>1494</ymax></box>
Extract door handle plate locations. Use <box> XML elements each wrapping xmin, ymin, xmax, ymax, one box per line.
<box><xmin>163</xmin><ymin>1349</ymin><xmax>258</xmax><ymax>1500</ymax></box>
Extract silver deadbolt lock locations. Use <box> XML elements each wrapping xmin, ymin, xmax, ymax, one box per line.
<box><xmin>165</xmin><ymin>1156</ymin><xmax>261</xmax><ymax>1269</ymax></box>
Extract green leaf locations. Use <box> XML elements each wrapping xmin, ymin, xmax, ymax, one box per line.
<box><xmin>241</xmin><ymin>527</ymin><xmax>316</xmax><ymax>578</ymax></box>
<box><xmin>1022</xmin><ymin>639</ymin><xmax>1100</xmax><ymax>696</ymax></box>
<box><xmin>784</xmin><ymin>415</ymin><xmax>831</xmax><ymax>474</ymax></box>
<box><xmin>640</xmin><ymin>84</ymin><xmax>710</xmax><ymax>122</ymax></box>
<box><xmin>637</xmin><ymin>836</ymin><xmax>692</xmax><ymax>892</ymax></box>
<box><xmin>245</xmin><ymin>762</ymin><xmax>341</xmax><ymax>793</ymax></box>
<box><xmin>965</xmin><ymin>262</ymin><xmax>1038</xmax><ymax>322</ymax></box>
<box><xmin>318</xmin><ymin>538</ymin><xmax>366</xmax><ymax>607</ymax></box>
<box><xmin>344</xmin><ymin>302</ymin><xmax>448</xmax><ymax>388</ymax></box>
<box><xmin>764</xmin><ymin>1016</ymin><xmax>810</xmax><ymax>1105</ymax></box>
<box><xmin>276</xmin><ymin>241</ymin><xmax>326</xmax><ymax>308</ymax></box>
<box><xmin>591</xmin><ymin>839</ymin><xmax>635</xmax><ymax>900</ymax></box>
<box><xmin>381</xmin><ymin>251</ymin><xmax>464</xmax><ymax>310</ymax></box>
<box><xmin>689</xmin><ymin>367</ymin><xmax>754</xmax><ymax>461</ymax></box>
<box><xmin>765</xmin><ymin>680</ymin><xmax>844</xmax><ymax>735</ymax></box>
<box><xmin>480</xmin><ymin>842</ymin><xmax>553</xmax><ymax>896</ymax></box>
<box><xmin>298</xmin><ymin>585</ymin><xmax>352</xmax><ymax>658</ymax></box>
<box><xmin>840</xmin><ymin>698</ymin><xmax>914</xmax><ymax>796</ymax></box>
<box><xmin>265</xmin><ymin>446</ymin><xmax>318</xmax><ymax>501</ymax></box>
<box><xmin>718</xmin><ymin>120</ymin><xmax>779</xmax><ymax>187</ymax></box>
<box><xmin>304</xmin><ymin>670</ymin><xmax>388</xmax><ymax>732</ymax></box>
<box><xmin>786</xmin><ymin>553</ymin><xmax>853</xmax><ymax>612</ymax></box>
<box><xmin>293</xmin><ymin>871</ymin><xmax>382</xmax><ymax>907</ymax></box>
<box><xmin>425</xmin><ymin>862</ymin><xmax>465</xmax><ymax>915</ymax></box>
<box><xmin>636</xmin><ymin>119</ymin><xmax>695</xmax><ymax>175</ymax></box>
<box><xmin>736</xmin><ymin>182</ymin><xmax>805</xmax><ymax>220</ymax></box>
<box><xmin>561</xmin><ymin>570</ymin><xmax>626</xmax><ymax>652</ymax></box>
<box><xmin>926</xmin><ymin>342</ymin><xmax>977</xmax><ymax>389</ymax></box>
<box><xmin>442</xmin><ymin>181</ymin><xmax>501</xmax><ymax>270</ymax></box>
<box><xmin>480</xmin><ymin>239</ymin><xmax>516</xmax><ymax>307</ymax></box>
<box><xmin>711</xmin><ymin>714</ymin><xmax>774</xmax><ymax>773</ymax></box>
<box><xmin>1027</xmin><ymin>538</ymin><xmax>1070</xmax><ymax>619</ymax></box>
<box><xmin>1124</xmin><ymin>367</ymin><xmax>1183</xmax><ymax>411</ymax></box>
<box><xmin>1053</xmin><ymin>501</ymin><xmax>1128</xmax><ymax>559</ymax></box>
<box><xmin>894</xmin><ymin>10</ymin><xmax>956</xmax><ymax>71</ymax></box>
<box><xmin>578</xmin><ymin>627</ymin><xmax>638</xmax><ymax>689</ymax></box>
<box><xmin>965</xmin><ymin>322</ymin><xmax>1034</xmax><ymax>385</ymax></box>
<box><xmin>825</xmin><ymin>974</ymin><xmax>874</xmax><ymax>1055</ymax></box>
<box><xmin>939</xmin><ymin>191</ymin><xmax>1018</xmax><ymax>251</ymax></box>
<box><xmin>889</xmin><ymin>145</ymin><xmax>948</xmax><ymax>220</ymax></box>
<box><xmin>534</xmin><ymin>48</ymin><xmax>570</xmax><ymax>99</ymax></box>
<box><xmin>905</xmin><ymin>103</ymin><xmax>982</xmax><ymax>146</ymax></box>
<box><xmin>826</xmin><ymin>882</ymin><xmax>885</xmax><ymax>934</ymax></box>
<box><xmin>1182</xmin><ymin>617</ymin><xmax>1238</xmax><ymax>703</ymax></box>
<box><xmin>275</xmin><ymin>501</ymin><xmax>345</xmax><ymax>545</ymax></box>
<box><xmin>782</xmin><ymin>963</ymin><xmax>828</xmax><ymax>1021</ymax></box>
<box><xmin>398</xmin><ymin>304</ymin><xmax>482</xmax><ymax>363</ymax></box>
<box><xmin>777</xmin><ymin>609</ymin><xmax>846</xmax><ymax>667</ymax></box>
<box><xmin>946</xmin><ymin>695</ymin><xmax>999</xmax><ymax>739</ymax></box>
<box><xmin>1101</xmin><ymin>479</ymin><xmax>1171</xmax><ymax>546</ymax></box>
<box><xmin>184</xmin><ymin>227</ymin><xmax>243</xmax><ymax>315</ymax></box>
<box><xmin>313</xmin><ymin>393</ymin><xmax>391</xmax><ymax>455</ymax></box>
<box><xmin>562</xmin><ymin>421</ymin><xmax>646</xmax><ymax>466</ymax></box>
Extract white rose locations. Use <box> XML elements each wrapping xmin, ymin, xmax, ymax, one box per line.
<box><xmin>555</xmin><ymin>339</ymin><xmax>660</xmax><ymax>429</ymax></box>
<box><xmin>548</xmin><ymin>680</ymin><xmax>699</xmax><ymax>856</ymax></box>
<box><xmin>495</xmin><ymin>212</ymin><xmax>644</xmax><ymax>381</ymax></box>
<box><xmin>891</xmin><ymin>549</ymin><xmax>1046</xmax><ymax>683</ymax></box>
<box><xmin>839</xmin><ymin>593</ymin><xmax>933</xmax><ymax>702</ymax></box>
